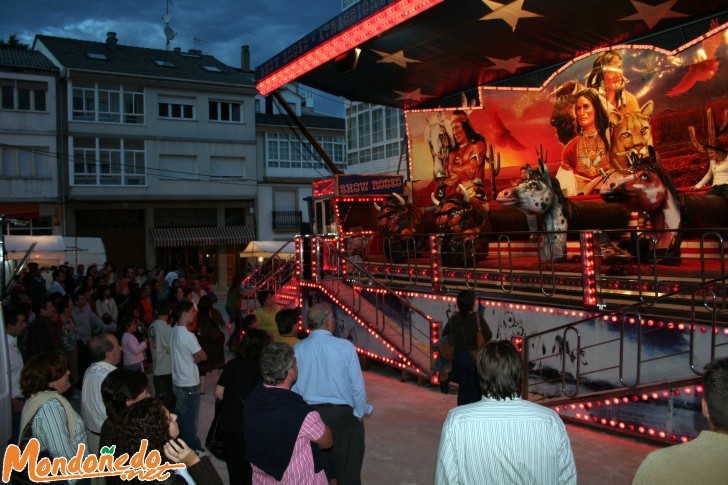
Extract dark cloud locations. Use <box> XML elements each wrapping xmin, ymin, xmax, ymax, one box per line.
<box><xmin>1</xmin><ymin>0</ymin><xmax>340</xmax><ymax>69</ymax></box>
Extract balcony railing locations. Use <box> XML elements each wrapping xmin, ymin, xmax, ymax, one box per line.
<box><xmin>272</xmin><ymin>210</ymin><xmax>302</xmax><ymax>230</ymax></box>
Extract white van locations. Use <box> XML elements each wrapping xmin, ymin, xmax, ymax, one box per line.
<box><xmin>62</xmin><ymin>237</ymin><xmax>107</xmax><ymax>269</ymax></box>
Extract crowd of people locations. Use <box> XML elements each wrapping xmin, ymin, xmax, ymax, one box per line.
<box><xmin>4</xmin><ymin>261</ymin><xmax>369</xmax><ymax>484</ymax></box>
<box><xmin>4</xmin><ymin>261</ymin><xmax>229</xmax><ymax>484</ymax></box>
<box><xmin>5</xmin><ymin>263</ymin><xmax>726</xmax><ymax>484</ymax></box>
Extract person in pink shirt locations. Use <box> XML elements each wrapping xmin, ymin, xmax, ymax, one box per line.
<box><xmin>244</xmin><ymin>342</ymin><xmax>333</xmax><ymax>484</ymax></box>
<box><xmin>120</xmin><ymin>316</ymin><xmax>148</xmax><ymax>371</ymax></box>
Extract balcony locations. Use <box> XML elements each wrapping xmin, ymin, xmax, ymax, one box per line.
<box><xmin>272</xmin><ymin>210</ymin><xmax>302</xmax><ymax>231</ymax></box>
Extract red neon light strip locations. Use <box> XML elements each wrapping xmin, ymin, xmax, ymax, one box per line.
<box><xmin>256</xmin><ymin>0</ymin><xmax>444</xmax><ymax>95</ymax></box>
<box><xmin>301</xmin><ymin>281</ymin><xmax>428</xmax><ymax>375</ymax></box>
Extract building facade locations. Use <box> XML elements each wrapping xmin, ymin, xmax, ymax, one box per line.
<box><xmin>0</xmin><ymin>48</ymin><xmax>60</xmax><ymax>235</ymax></box>
<box><xmin>345</xmin><ymin>101</ymin><xmax>406</xmax><ymax>176</ymax></box>
<box><xmin>33</xmin><ymin>33</ymin><xmax>258</xmax><ymax>283</ymax></box>
<box><xmin>255</xmin><ymin>85</ymin><xmax>346</xmax><ymax>241</ymax></box>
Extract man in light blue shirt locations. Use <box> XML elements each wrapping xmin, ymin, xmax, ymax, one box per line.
<box><xmin>435</xmin><ymin>340</ymin><xmax>577</xmax><ymax>485</ymax></box>
<box><xmin>293</xmin><ymin>302</ymin><xmax>367</xmax><ymax>485</ymax></box>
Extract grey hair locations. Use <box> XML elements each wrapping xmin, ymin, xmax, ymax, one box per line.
<box><xmin>259</xmin><ymin>342</ymin><xmax>295</xmax><ymax>386</ymax></box>
<box><xmin>307</xmin><ymin>302</ymin><xmax>333</xmax><ymax>330</ymax></box>
<box><xmin>89</xmin><ymin>334</ymin><xmax>115</xmax><ymax>362</ymax></box>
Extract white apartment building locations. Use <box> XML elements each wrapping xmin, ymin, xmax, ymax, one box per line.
<box><xmin>33</xmin><ymin>33</ymin><xmax>258</xmax><ymax>282</ymax></box>
<box><xmin>0</xmin><ymin>48</ymin><xmax>59</xmax><ymax>235</ymax></box>
<box><xmin>255</xmin><ymin>85</ymin><xmax>346</xmax><ymax>241</ymax></box>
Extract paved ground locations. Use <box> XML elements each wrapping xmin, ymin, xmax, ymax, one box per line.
<box><xmin>199</xmin><ymin>358</ymin><xmax>661</xmax><ymax>484</ymax></box>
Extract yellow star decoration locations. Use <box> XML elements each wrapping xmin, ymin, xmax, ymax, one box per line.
<box><xmin>372</xmin><ymin>49</ymin><xmax>421</xmax><ymax>69</ymax></box>
<box><xmin>484</xmin><ymin>56</ymin><xmax>534</xmax><ymax>74</ymax></box>
<box><xmin>480</xmin><ymin>0</ymin><xmax>543</xmax><ymax>31</ymax></box>
<box><xmin>620</xmin><ymin>0</ymin><xmax>688</xmax><ymax>30</ymax></box>
<box><xmin>393</xmin><ymin>88</ymin><xmax>432</xmax><ymax>103</ymax></box>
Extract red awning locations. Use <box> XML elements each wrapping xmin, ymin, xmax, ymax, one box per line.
<box><xmin>150</xmin><ymin>226</ymin><xmax>255</xmax><ymax>247</ymax></box>
<box><xmin>0</xmin><ymin>203</ymin><xmax>40</xmax><ymax>219</ymax></box>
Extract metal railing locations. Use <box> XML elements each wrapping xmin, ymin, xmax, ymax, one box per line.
<box><xmin>349</xmin><ymin>227</ymin><xmax>727</xmax><ymax>310</ymax></box>
<box><xmin>521</xmin><ymin>273</ymin><xmax>727</xmax><ymax>403</ymax></box>
<box><xmin>240</xmin><ymin>237</ymin><xmax>298</xmax><ymax>313</ymax></box>
<box><xmin>306</xmin><ymin>235</ymin><xmax>437</xmax><ymax>372</ymax></box>
<box><xmin>271</xmin><ymin>211</ymin><xmax>302</xmax><ymax>230</ymax></box>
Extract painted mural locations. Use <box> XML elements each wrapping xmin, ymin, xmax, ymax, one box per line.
<box><xmin>407</xmin><ymin>23</ymin><xmax>728</xmax><ymax>207</ymax></box>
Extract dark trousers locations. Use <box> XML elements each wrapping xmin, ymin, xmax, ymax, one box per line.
<box><xmin>222</xmin><ymin>433</ymin><xmax>252</xmax><ymax>485</ymax></box>
<box><xmin>314</xmin><ymin>405</ymin><xmax>365</xmax><ymax>485</ymax></box>
<box><xmin>153</xmin><ymin>373</ymin><xmax>176</xmax><ymax>412</ymax></box>
<box><xmin>707</xmin><ymin>184</ymin><xmax>728</xmax><ymax>199</ymax></box>
<box><xmin>11</xmin><ymin>407</ymin><xmax>21</xmax><ymax>445</ymax></box>
<box><xmin>453</xmin><ymin>351</ymin><xmax>481</xmax><ymax>406</ymax></box>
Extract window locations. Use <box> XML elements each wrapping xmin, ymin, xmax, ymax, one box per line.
<box><xmin>210</xmin><ymin>156</ymin><xmax>245</xmax><ymax>179</ymax></box>
<box><xmin>272</xmin><ymin>189</ymin><xmax>300</xmax><ymax>231</ymax></box>
<box><xmin>154</xmin><ymin>60</ymin><xmax>175</xmax><ymax>67</ymax></box>
<box><xmin>209</xmin><ymin>100</ymin><xmax>242</xmax><ymax>122</ymax></box>
<box><xmin>202</xmin><ymin>65</ymin><xmax>222</xmax><ymax>72</ymax></box>
<box><xmin>72</xmin><ymin>81</ymin><xmax>145</xmax><ymax>124</ymax></box>
<box><xmin>372</xmin><ymin>145</ymin><xmax>385</xmax><ymax>161</ymax></box>
<box><xmin>357</xmin><ymin>112</ymin><xmax>370</xmax><ymax>148</ymax></box>
<box><xmin>99</xmin><ymin>137</ymin><xmax>122</xmax><ymax>185</ymax></box>
<box><xmin>158</xmin><ymin>95</ymin><xmax>195</xmax><ymax>120</ymax></box>
<box><xmin>6</xmin><ymin>216</ymin><xmax>53</xmax><ymax>235</ymax></box>
<box><xmin>98</xmin><ymin>83</ymin><xmax>121</xmax><ymax>122</ymax></box>
<box><xmin>386</xmin><ymin>141</ymin><xmax>400</xmax><ymax>158</ymax></box>
<box><xmin>1</xmin><ymin>145</ymin><xmax>50</xmax><ymax>178</ymax></box>
<box><xmin>347</xmin><ymin>116</ymin><xmax>358</xmax><ymax>150</ymax></box>
<box><xmin>71</xmin><ymin>136</ymin><xmax>146</xmax><ymax>186</ymax></box>
<box><xmin>0</xmin><ymin>79</ymin><xmax>48</xmax><ymax>111</ymax></box>
<box><xmin>385</xmin><ymin>107</ymin><xmax>400</xmax><ymax>140</ymax></box>
<box><xmin>266</xmin><ymin>133</ymin><xmax>345</xmax><ymax>171</ymax></box>
<box><xmin>86</xmin><ymin>52</ymin><xmax>108</xmax><ymax>60</ymax></box>
<box><xmin>371</xmin><ymin>108</ymin><xmax>384</xmax><ymax>144</ymax></box>
<box><xmin>124</xmin><ymin>139</ymin><xmax>146</xmax><ymax>185</ymax></box>
<box><xmin>159</xmin><ymin>154</ymin><xmax>197</xmax><ymax>180</ymax></box>
<box><xmin>349</xmin><ymin>150</ymin><xmax>359</xmax><ymax>166</ymax></box>
<box><xmin>124</xmin><ymin>87</ymin><xmax>144</xmax><ymax>124</ymax></box>
<box><xmin>159</xmin><ymin>102</ymin><xmax>194</xmax><ymax>119</ymax></box>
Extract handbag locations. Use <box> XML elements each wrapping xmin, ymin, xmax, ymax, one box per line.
<box><xmin>461</xmin><ymin>313</ymin><xmax>488</xmax><ymax>363</ymax></box>
<box><xmin>439</xmin><ymin>334</ymin><xmax>455</xmax><ymax>361</ymax></box>
<box><xmin>205</xmin><ymin>400</ymin><xmax>226</xmax><ymax>460</ymax></box>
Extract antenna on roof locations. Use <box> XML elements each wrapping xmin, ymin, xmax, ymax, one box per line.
<box><xmin>194</xmin><ymin>36</ymin><xmax>207</xmax><ymax>51</ymax></box>
<box><xmin>162</xmin><ymin>0</ymin><xmax>176</xmax><ymax>51</ymax></box>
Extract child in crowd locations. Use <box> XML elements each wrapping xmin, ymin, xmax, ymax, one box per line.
<box><xmin>275</xmin><ymin>309</ymin><xmax>301</xmax><ymax>346</ymax></box>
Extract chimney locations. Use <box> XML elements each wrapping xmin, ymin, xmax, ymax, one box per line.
<box><xmin>173</xmin><ymin>47</ymin><xmax>181</xmax><ymax>53</ymax></box>
<box><xmin>188</xmin><ymin>49</ymin><xmax>202</xmax><ymax>56</ymax></box>
<box><xmin>241</xmin><ymin>45</ymin><xmax>250</xmax><ymax>71</ymax></box>
<box><xmin>106</xmin><ymin>32</ymin><xmax>118</xmax><ymax>48</ymax></box>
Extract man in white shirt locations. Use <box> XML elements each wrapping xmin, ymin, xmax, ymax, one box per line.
<box><xmin>435</xmin><ymin>340</ymin><xmax>577</xmax><ymax>485</ymax></box>
<box><xmin>148</xmin><ymin>299</ymin><xmax>175</xmax><ymax>411</ymax></box>
<box><xmin>170</xmin><ymin>300</ymin><xmax>207</xmax><ymax>451</ymax></box>
<box><xmin>81</xmin><ymin>334</ymin><xmax>121</xmax><ymax>484</ymax></box>
<box><xmin>292</xmin><ymin>303</ymin><xmax>367</xmax><ymax>484</ymax></box>
<box><xmin>5</xmin><ymin>307</ymin><xmax>27</xmax><ymax>444</ymax></box>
